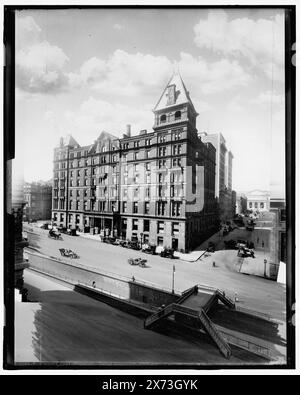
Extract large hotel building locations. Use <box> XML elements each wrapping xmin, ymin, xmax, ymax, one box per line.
<box><xmin>52</xmin><ymin>73</ymin><xmax>219</xmax><ymax>252</ymax></box>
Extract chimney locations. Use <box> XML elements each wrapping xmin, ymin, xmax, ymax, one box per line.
<box><xmin>59</xmin><ymin>137</ymin><xmax>64</xmax><ymax>147</ymax></box>
<box><xmin>126</xmin><ymin>124</ymin><xmax>131</xmax><ymax>137</ymax></box>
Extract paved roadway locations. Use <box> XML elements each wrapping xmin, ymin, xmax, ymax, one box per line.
<box><xmin>25</xmin><ymin>225</ymin><xmax>286</xmax><ymax>322</ymax></box>
<box><xmin>16</xmin><ymin>269</ymin><xmax>267</xmax><ymax>365</ymax></box>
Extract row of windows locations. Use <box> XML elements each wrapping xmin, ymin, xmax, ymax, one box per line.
<box><xmin>249</xmin><ymin>202</ymin><xmax>266</xmax><ymax>209</ymax></box>
<box><xmin>160</xmin><ymin>111</ymin><xmax>182</xmax><ymax>123</ymax></box>
<box><xmin>120</xmin><ymin>131</ymin><xmax>182</xmax><ymax>150</ymax></box>
<box><xmin>128</xmin><ymin>219</ymin><xmax>180</xmax><ymax>235</ymax></box>
<box><xmin>55</xmin><ymin>143</ymin><xmax>184</xmax><ymax>170</ymax></box>
<box><xmin>122</xmin><ymin>201</ymin><xmax>182</xmax><ymax>216</ymax></box>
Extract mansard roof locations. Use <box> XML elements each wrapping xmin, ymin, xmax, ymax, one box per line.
<box><xmin>153</xmin><ymin>72</ymin><xmax>198</xmax><ymax>115</ymax></box>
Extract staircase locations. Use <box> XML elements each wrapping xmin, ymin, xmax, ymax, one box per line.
<box><xmin>176</xmin><ymin>285</ymin><xmax>198</xmax><ymax>305</ymax></box>
<box><xmin>144</xmin><ymin>303</ymin><xmax>175</xmax><ymax>328</ymax></box>
<box><xmin>144</xmin><ymin>303</ymin><xmax>232</xmax><ymax>359</ymax></box>
<box><xmin>197</xmin><ymin>308</ymin><xmax>232</xmax><ymax>359</ymax></box>
<box><xmin>215</xmin><ymin>290</ymin><xmax>235</xmax><ymax>309</ymax></box>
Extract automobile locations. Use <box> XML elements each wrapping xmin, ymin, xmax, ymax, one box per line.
<box><xmin>237</xmin><ymin>247</ymin><xmax>255</xmax><ymax>258</ymax></box>
<box><xmin>59</xmin><ymin>248</ymin><xmax>80</xmax><ymax>259</ymax></box>
<box><xmin>120</xmin><ymin>240</ymin><xmax>130</xmax><ymax>248</ymax></box>
<box><xmin>115</xmin><ymin>239</ymin><xmax>126</xmax><ymax>247</ymax></box>
<box><xmin>160</xmin><ymin>247</ymin><xmax>175</xmax><ymax>259</ymax></box>
<box><xmin>48</xmin><ymin>229</ymin><xmax>62</xmax><ymax>240</ymax></box>
<box><xmin>128</xmin><ymin>241</ymin><xmax>141</xmax><ymax>250</ymax></box>
<box><xmin>236</xmin><ymin>240</ymin><xmax>247</xmax><ymax>248</ymax></box>
<box><xmin>103</xmin><ymin>236</ymin><xmax>117</xmax><ymax>245</ymax></box>
<box><xmin>141</xmin><ymin>244</ymin><xmax>157</xmax><ymax>255</ymax></box>
<box><xmin>128</xmin><ymin>257</ymin><xmax>147</xmax><ymax>267</ymax></box>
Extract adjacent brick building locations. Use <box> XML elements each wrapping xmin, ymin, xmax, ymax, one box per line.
<box><xmin>52</xmin><ymin>73</ymin><xmax>219</xmax><ymax>252</ymax></box>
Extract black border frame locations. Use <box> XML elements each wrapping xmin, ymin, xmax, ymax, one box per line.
<box><xmin>3</xmin><ymin>4</ymin><xmax>296</xmax><ymax>371</ymax></box>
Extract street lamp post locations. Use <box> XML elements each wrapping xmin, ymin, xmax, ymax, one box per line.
<box><xmin>140</xmin><ymin>232</ymin><xmax>143</xmax><ymax>249</ymax></box>
<box><xmin>172</xmin><ymin>264</ymin><xmax>175</xmax><ymax>294</ymax></box>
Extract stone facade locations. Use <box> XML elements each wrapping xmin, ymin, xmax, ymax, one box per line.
<box><xmin>200</xmin><ymin>132</ymin><xmax>235</xmax><ymax>222</ymax></box>
<box><xmin>52</xmin><ymin>74</ymin><xmax>219</xmax><ymax>252</ymax></box>
<box><xmin>246</xmin><ymin>190</ymin><xmax>270</xmax><ymax>212</ymax></box>
<box><xmin>23</xmin><ymin>181</ymin><xmax>52</xmax><ymax>222</ymax></box>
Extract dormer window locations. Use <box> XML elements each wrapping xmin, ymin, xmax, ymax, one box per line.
<box><xmin>175</xmin><ymin>110</ymin><xmax>181</xmax><ymax>120</ymax></box>
<box><xmin>160</xmin><ymin>114</ymin><xmax>166</xmax><ymax>124</ymax></box>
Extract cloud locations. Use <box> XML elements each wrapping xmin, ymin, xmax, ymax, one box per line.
<box><xmin>63</xmin><ymin>97</ymin><xmax>153</xmax><ymax>144</ymax></box>
<box><xmin>16</xmin><ymin>15</ymin><xmax>41</xmax><ymax>49</ymax></box>
<box><xmin>253</xmin><ymin>90</ymin><xmax>285</xmax><ymax>105</ymax></box>
<box><xmin>226</xmin><ymin>97</ymin><xmax>244</xmax><ymax>112</ymax></box>
<box><xmin>16</xmin><ymin>16</ymin><xmax>69</xmax><ymax>93</ymax></box>
<box><xmin>113</xmin><ymin>23</ymin><xmax>124</xmax><ymax>30</ymax></box>
<box><xmin>177</xmin><ymin>52</ymin><xmax>252</xmax><ymax>95</ymax></box>
<box><xmin>69</xmin><ymin>50</ymin><xmax>252</xmax><ymax>100</ymax></box>
<box><xmin>69</xmin><ymin>49</ymin><xmax>172</xmax><ymax>97</ymax></box>
<box><xmin>193</xmin><ymin>11</ymin><xmax>284</xmax><ymax>81</ymax></box>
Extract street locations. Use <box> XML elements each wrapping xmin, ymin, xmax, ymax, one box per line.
<box><xmin>25</xmin><ymin>225</ymin><xmax>286</xmax><ymax>322</ymax></box>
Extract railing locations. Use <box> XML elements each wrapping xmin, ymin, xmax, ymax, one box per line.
<box><xmin>215</xmin><ymin>290</ymin><xmax>235</xmax><ymax>309</ymax></box>
<box><xmin>152</xmin><ymin>303</ymin><xmax>232</xmax><ymax>359</ymax></box>
<box><xmin>218</xmin><ymin>329</ymin><xmax>271</xmax><ymax>359</ymax></box>
<box><xmin>198</xmin><ymin>308</ymin><xmax>232</xmax><ymax>359</ymax></box>
<box><xmin>144</xmin><ymin>303</ymin><xmax>175</xmax><ymax>328</ymax></box>
<box><xmin>77</xmin><ymin>281</ymin><xmax>126</xmax><ymax>300</ymax></box>
<box><xmin>176</xmin><ymin>285</ymin><xmax>198</xmax><ymax>304</ymax></box>
<box><xmin>235</xmin><ymin>306</ymin><xmax>273</xmax><ymax>321</ymax></box>
<box><xmin>197</xmin><ymin>284</ymin><xmax>235</xmax><ymax>307</ymax></box>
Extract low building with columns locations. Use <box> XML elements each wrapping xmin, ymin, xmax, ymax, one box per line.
<box><xmin>246</xmin><ymin>190</ymin><xmax>270</xmax><ymax>212</ymax></box>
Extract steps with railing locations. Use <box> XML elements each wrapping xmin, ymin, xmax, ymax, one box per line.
<box><xmin>144</xmin><ymin>303</ymin><xmax>175</xmax><ymax>328</ymax></box>
<box><xmin>176</xmin><ymin>285</ymin><xmax>198</xmax><ymax>305</ymax></box>
<box><xmin>197</xmin><ymin>308</ymin><xmax>232</xmax><ymax>359</ymax></box>
<box><xmin>144</xmin><ymin>302</ymin><xmax>232</xmax><ymax>359</ymax></box>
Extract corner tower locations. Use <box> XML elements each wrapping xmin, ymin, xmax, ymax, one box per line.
<box><xmin>153</xmin><ymin>72</ymin><xmax>199</xmax><ymax>134</ymax></box>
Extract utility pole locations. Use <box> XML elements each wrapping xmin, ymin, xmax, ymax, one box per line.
<box><xmin>172</xmin><ymin>264</ymin><xmax>175</xmax><ymax>294</ymax></box>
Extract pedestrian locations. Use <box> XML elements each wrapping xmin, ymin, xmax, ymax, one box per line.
<box><xmin>234</xmin><ymin>292</ymin><xmax>239</xmax><ymax>302</ymax></box>
<box><xmin>212</xmin><ymin>261</ymin><xmax>216</xmax><ymax>267</ymax></box>
<box><xmin>257</xmin><ymin>237</ymin><xmax>259</xmax><ymax>244</ymax></box>
<box><xmin>92</xmin><ymin>281</ymin><xmax>96</xmax><ymax>288</ymax></box>
<box><xmin>262</xmin><ymin>241</ymin><xmax>264</xmax><ymax>248</ymax></box>
<box><xmin>132</xmin><ymin>276</ymin><xmax>135</xmax><ymax>282</ymax></box>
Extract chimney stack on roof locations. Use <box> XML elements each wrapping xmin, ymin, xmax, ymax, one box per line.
<box><xmin>126</xmin><ymin>124</ymin><xmax>131</xmax><ymax>137</ymax></box>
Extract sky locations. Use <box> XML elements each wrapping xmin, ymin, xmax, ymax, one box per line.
<box><xmin>15</xmin><ymin>8</ymin><xmax>286</xmax><ymax>197</ymax></box>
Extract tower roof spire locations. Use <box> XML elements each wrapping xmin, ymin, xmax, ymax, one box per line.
<box><xmin>153</xmin><ymin>72</ymin><xmax>198</xmax><ymax>115</ymax></box>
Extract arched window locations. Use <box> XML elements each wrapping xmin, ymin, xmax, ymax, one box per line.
<box><xmin>175</xmin><ymin>110</ymin><xmax>181</xmax><ymax>120</ymax></box>
<box><xmin>160</xmin><ymin>114</ymin><xmax>166</xmax><ymax>123</ymax></box>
